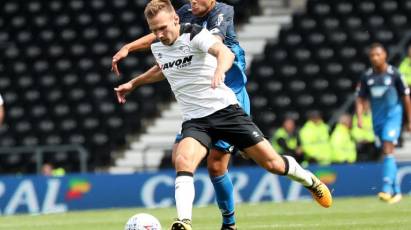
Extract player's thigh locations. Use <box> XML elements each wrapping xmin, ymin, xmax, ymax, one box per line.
<box><xmin>171</xmin><ymin>143</ymin><xmax>178</xmax><ymax>167</ymax></box>
<box><xmin>243</xmin><ymin>138</ymin><xmax>283</xmax><ymax>163</ymax></box>
<box><xmin>174</xmin><ymin>137</ymin><xmax>208</xmax><ymax>172</ymax></box>
<box><xmin>382</xmin><ymin>115</ymin><xmax>402</xmax><ymax>143</ymax></box>
<box><xmin>172</xmin><ymin>133</ymin><xmax>183</xmax><ymax>166</ymax></box>
<box><xmin>243</xmin><ymin>139</ymin><xmax>285</xmax><ymax>173</ymax></box>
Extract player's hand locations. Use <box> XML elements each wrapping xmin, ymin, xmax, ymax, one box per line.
<box><xmin>114</xmin><ymin>82</ymin><xmax>133</xmax><ymax>104</ymax></box>
<box><xmin>111</xmin><ymin>47</ymin><xmax>129</xmax><ymax>76</ymax></box>
<box><xmin>212</xmin><ymin>71</ymin><xmax>225</xmax><ymax>89</ymax></box>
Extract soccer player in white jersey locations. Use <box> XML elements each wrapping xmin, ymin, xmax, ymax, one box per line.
<box><xmin>113</xmin><ymin>2</ymin><xmax>249</xmax><ymax>229</ymax></box>
<box><xmin>116</xmin><ymin>1</ymin><xmax>332</xmax><ymax>229</ymax></box>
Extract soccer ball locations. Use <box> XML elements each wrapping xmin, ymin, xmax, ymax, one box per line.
<box><xmin>124</xmin><ymin>213</ymin><xmax>162</xmax><ymax>230</ymax></box>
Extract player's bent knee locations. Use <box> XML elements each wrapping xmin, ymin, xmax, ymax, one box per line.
<box><xmin>207</xmin><ymin>162</ymin><xmax>226</xmax><ymax>177</ymax></box>
<box><xmin>261</xmin><ymin>159</ymin><xmax>285</xmax><ymax>175</ymax></box>
<box><xmin>174</xmin><ymin>154</ymin><xmax>194</xmax><ymax>172</ymax></box>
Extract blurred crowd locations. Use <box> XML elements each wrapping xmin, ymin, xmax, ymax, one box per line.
<box><xmin>271</xmin><ymin>43</ymin><xmax>411</xmax><ymax>166</ymax></box>
<box><xmin>271</xmin><ymin>106</ymin><xmax>376</xmax><ymax>166</ymax></box>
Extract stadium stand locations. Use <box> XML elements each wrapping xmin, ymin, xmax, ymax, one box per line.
<box><xmin>250</xmin><ymin>0</ymin><xmax>411</xmax><ymax>136</ymax></box>
<box><xmin>0</xmin><ymin>0</ymin><xmax>259</xmax><ymax>174</ymax></box>
<box><xmin>2</xmin><ymin>0</ymin><xmax>410</xmax><ymax>173</ymax></box>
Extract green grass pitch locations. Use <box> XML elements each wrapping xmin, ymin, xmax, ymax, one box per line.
<box><xmin>1</xmin><ymin>196</ymin><xmax>410</xmax><ymax>230</ymax></box>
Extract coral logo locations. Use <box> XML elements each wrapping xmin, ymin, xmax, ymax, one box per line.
<box><xmin>314</xmin><ymin>169</ymin><xmax>337</xmax><ymax>185</ymax></box>
<box><xmin>65</xmin><ymin>178</ymin><xmax>91</xmax><ymax>200</ymax></box>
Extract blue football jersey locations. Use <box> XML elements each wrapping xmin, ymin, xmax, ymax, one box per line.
<box><xmin>357</xmin><ymin>65</ymin><xmax>410</xmax><ymax>126</ymax></box>
<box><xmin>177</xmin><ymin>2</ymin><xmax>247</xmax><ymax>93</ymax></box>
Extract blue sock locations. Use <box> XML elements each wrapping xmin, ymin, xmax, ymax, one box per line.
<box><xmin>210</xmin><ymin>172</ymin><xmax>235</xmax><ymax>225</ymax></box>
<box><xmin>382</xmin><ymin>155</ymin><xmax>396</xmax><ymax>194</ymax></box>
<box><xmin>391</xmin><ymin>158</ymin><xmax>401</xmax><ymax>195</ymax></box>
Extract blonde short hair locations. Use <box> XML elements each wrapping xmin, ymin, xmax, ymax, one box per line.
<box><xmin>144</xmin><ymin>0</ymin><xmax>174</xmax><ymax>19</ymax></box>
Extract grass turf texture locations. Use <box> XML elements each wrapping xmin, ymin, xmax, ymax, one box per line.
<box><xmin>1</xmin><ymin>196</ymin><xmax>410</xmax><ymax>230</ymax></box>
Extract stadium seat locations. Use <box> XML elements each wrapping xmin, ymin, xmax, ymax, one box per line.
<box><xmin>262</xmin><ymin>79</ymin><xmax>283</xmax><ymax>97</ymax></box>
<box><xmin>356</xmin><ymin>1</ymin><xmax>376</xmax><ymax>15</ymax></box>
<box><xmin>300</xmin><ymin>62</ymin><xmax>320</xmax><ymax>79</ymax></box>
<box><xmin>0</xmin><ymin>0</ymin><xmax>185</xmax><ymax>172</ymax></box>
<box><xmin>321</xmin><ymin>16</ymin><xmax>340</xmax><ymax>31</ymax></box>
<box><xmin>306</xmin><ymin>31</ymin><xmax>326</xmax><ymax>49</ymax></box>
<box><xmin>333</xmin><ymin>1</ymin><xmax>353</xmax><ymax>16</ymax></box>
<box><xmin>342</xmin><ymin>16</ymin><xmax>363</xmax><ymax>30</ymax></box>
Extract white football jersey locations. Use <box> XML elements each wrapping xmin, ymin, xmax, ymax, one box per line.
<box><xmin>151</xmin><ymin>24</ymin><xmax>238</xmax><ymax>121</ymax></box>
<box><xmin>0</xmin><ymin>94</ymin><xmax>3</xmax><ymax>106</ymax></box>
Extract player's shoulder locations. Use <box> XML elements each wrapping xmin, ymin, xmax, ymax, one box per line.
<box><xmin>362</xmin><ymin>67</ymin><xmax>374</xmax><ymax>78</ymax></box>
<box><xmin>213</xmin><ymin>2</ymin><xmax>234</xmax><ymax>14</ymax></box>
<box><xmin>387</xmin><ymin>65</ymin><xmax>401</xmax><ymax>77</ymax></box>
<box><xmin>180</xmin><ymin>23</ymin><xmax>204</xmax><ymax>40</ymax></box>
<box><xmin>177</xmin><ymin>3</ymin><xmax>191</xmax><ymax>15</ymax></box>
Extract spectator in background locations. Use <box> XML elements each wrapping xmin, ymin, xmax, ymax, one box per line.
<box><xmin>299</xmin><ymin>111</ymin><xmax>332</xmax><ymax>165</ymax></box>
<box><xmin>0</xmin><ymin>93</ymin><xmax>4</xmax><ymax>126</ymax></box>
<box><xmin>41</xmin><ymin>163</ymin><xmax>66</xmax><ymax>177</ymax></box>
<box><xmin>330</xmin><ymin>114</ymin><xmax>356</xmax><ymax>164</ymax></box>
<box><xmin>351</xmin><ymin>101</ymin><xmax>378</xmax><ymax>162</ymax></box>
<box><xmin>399</xmin><ymin>44</ymin><xmax>411</xmax><ymax>87</ymax></box>
<box><xmin>271</xmin><ymin>117</ymin><xmax>303</xmax><ymax>163</ymax></box>
<box><xmin>356</xmin><ymin>43</ymin><xmax>411</xmax><ymax>204</ymax></box>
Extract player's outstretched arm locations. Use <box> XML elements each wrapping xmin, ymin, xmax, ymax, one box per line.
<box><xmin>402</xmin><ymin>95</ymin><xmax>411</xmax><ymax>131</ymax></box>
<box><xmin>111</xmin><ymin>33</ymin><xmax>157</xmax><ymax>76</ymax></box>
<box><xmin>355</xmin><ymin>97</ymin><xmax>366</xmax><ymax>128</ymax></box>
<box><xmin>114</xmin><ymin>65</ymin><xmax>164</xmax><ymax>104</ymax></box>
<box><xmin>208</xmin><ymin>42</ymin><xmax>234</xmax><ymax>88</ymax></box>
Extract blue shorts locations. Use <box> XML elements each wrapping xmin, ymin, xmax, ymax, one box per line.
<box><xmin>373</xmin><ymin>112</ymin><xmax>402</xmax><ymax>143</ymax></box>
<box><xmin>175</xmin><ymin>86</ymin><xmax>250</xmax><ymax>153</ymax></box>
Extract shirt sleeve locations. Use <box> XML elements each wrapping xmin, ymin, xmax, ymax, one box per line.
<box><xmin>191</xmin><ymin>29</ymin><xmax>219</xmax><ymax>53</ymax></box>
<box><xmin>356</xmin><ymin>75</ymin><xmax>369</xmax><ymax>98</ymax></box>
<box><xmin>394</xmin><ymin>70</ymin><xmax>410</xmax><ymax>96</ymax></box>
<box><xmin>206</xmin><ymin>5</ymin><xmax>234</xmax><ymax>40</ymax></box>
<box><xmin>0</xmin><ymin>94</ymin><xmax>3</xmax><ymax>106</ymax></box>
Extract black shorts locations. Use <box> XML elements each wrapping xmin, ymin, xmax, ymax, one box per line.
<box><xmin>181</xmin><ymin>104</ymin><xmax>264</xmax><ymax>150</ymax></box>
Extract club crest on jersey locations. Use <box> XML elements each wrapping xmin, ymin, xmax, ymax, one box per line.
<box><xmin>179</xmin><ymin>45</ymin><xmax>191</xmax><ymax>54</ymax></box>
<box><xmin>161</xmin><ymin>55</ymin><xmax>193</xmax><ymax>70</ymax></box>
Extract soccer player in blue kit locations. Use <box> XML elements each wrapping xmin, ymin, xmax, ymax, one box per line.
<box><xmin>112</xmin><ymin>1</ymin><xmax>249</xmax><ymax>229</ymax></box>
<box><xmin>356</xmin><ymin>43</ymin><xmax>411</xmax><ymax>204</ymax></box>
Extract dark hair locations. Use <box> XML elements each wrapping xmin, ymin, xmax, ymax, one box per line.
<box><xmin>369</xmin><ymin>42</ymin><xmax>386</xmax><ymax>51</ymax></box>
<box><xmin>144</xmin><ymin>0</ymin><xmax>174</xmax><ymax>19</ymax></box>
<box><xmin>306</xmin><ymin>110</ymin><xmax>322</xmax><ymax>119</ymax></box>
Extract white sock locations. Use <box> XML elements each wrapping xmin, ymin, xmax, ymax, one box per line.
<box><xmin>175</xmin><ymin>174</ymin><xmax>194</xmax><ymax>220</ymax></box>
<box><xmin>283</xmin><ymin>155</ymin><xmax>313</xmax><ymax>187</ymax></box>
